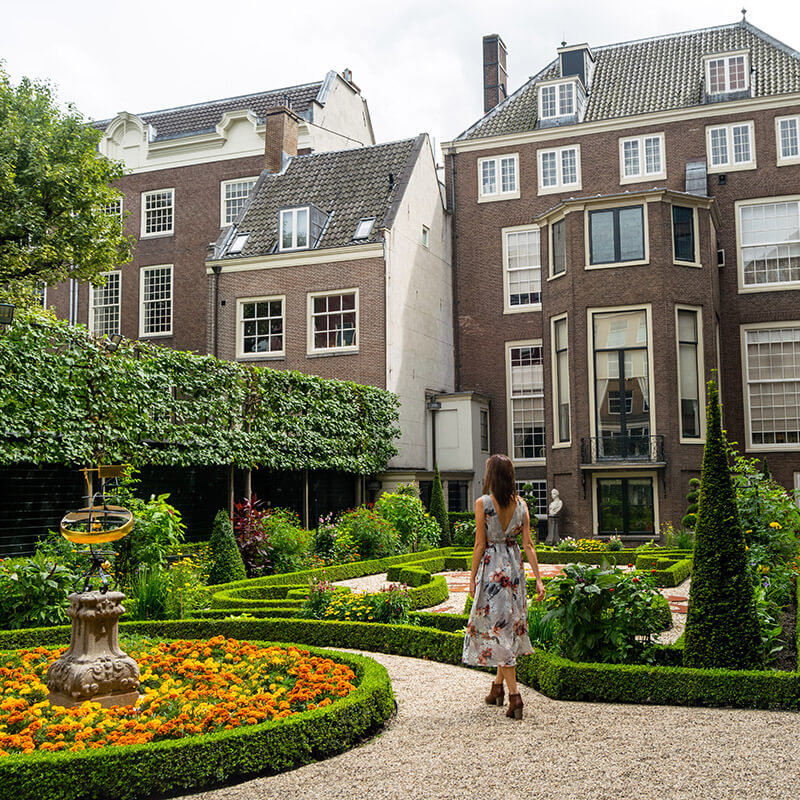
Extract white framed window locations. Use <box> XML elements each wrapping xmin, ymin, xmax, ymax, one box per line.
<box><xmin>675</xmin><ymin>306</ymin><xmax>705</xmax><ymax>442</ymax></box>
<box><xmin>141</xmin><ymin>189</ymin><xmax>174</xmax><ymax>237</ymax></box>
<box><xmin>776</xmin><ymin>116</ymin><xmax>800</xmax><ymax>166</ymax></box>
<box><xmin>794</xmin><ymin>472</ymin><xmax>800</xmax><ymax>509</ymax></box>
<box><xmin>503</xmin><ymin>226</ymin><xmax>541</xmax><ymax>312</ymax></box>
<box><xmin>103</xmin><ymin>198</ymin><xmax>123</xmax><ymax>222</ymax></box>
<box><xmin>36</xmin><ymin>283</ymin><xmax>47</xmax><ymax>309</ymax></box>
<box><xmin>517</xmin><ymin>479</ymin><xmax>547</xmax><ymax>518</ymax></box>
<box><xmin>506</xmin><ymin>341</ymin><xmax>545</xmax><ymax>462</ymax></box>
<box><xmin>537</xmin><ymin>145</ymin><xmax>580</xmax><ymax>195</ymax></box>
<box><xmin>221</xmin><ymin>177</ymin><xmax>257</xmax><ymax>227</ymax></box>
<box><xmin>421</xmin><ymin>225</ymin><xmax>430</xmax><ymax>248</ymax></box>
<box><xmin>538</xmin><ymin>81</ymin><xmax>576</xmax><ymax>119</ymax></box>
<box><xmin>742</xmin><ymin>323</ymin><xmax>800</xmax><ymax>450</ymax></box>
<box><xmin>619</xmin><ymin>134</ymin><xmax>665</xmax><ymax>183</ymax></box>
<box><xmin>477</xmin><ymin>154</ymin><xmax>519</xmax><ymax>201</ymax></box>
<box><xmin>237</xmin><ymin>296</ymin><xmax>285</xmax><ymax>358</ymax></box>
<box><xmin>738</xmin><ymin>198</ymin><xmax>800</xmax><ymax>290</ymax></box>
<box><xmin>307</xmin><ymin>289</ymin><xmax>358</xmax><ymax>354</ymax></box>
<box><xmin>89</xmin><ymin>271</ymin><xmax>121</xmax><ymax>337</ymax></box>
<box><xmin>705</xmin><ymin>53</ymin><xmax>749</xmax><ymax>95</ymax></box>
<box><xmin>706</xmin><ymin>122</ymin><xmax>756</xmax><ymax>172</ymax></box>
<box><xmin>139</xmin><ymin>265</ymin><xmax>173</xmax><ymax>337</ymax></box>
<box><xmin>552</xmin><ymin>314</ymin><xmax>570</xmax><ymax>445</ymax></box>
<box><xmin>280</xmin><ymin>207</ymin><xmax>310</xmax><ymax>251</ymax></box>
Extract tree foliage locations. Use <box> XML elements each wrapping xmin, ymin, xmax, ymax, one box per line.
<box><xmin>0</xmin><ymin>308</ymin><xmax>400</xmax><ymax>471</ymax></box>
<box><xmin>683</xmin><ymin>380</ymin><xmax>763</xmax><ymax>670</ymax></box>
<box><xmin>208</xmin><ymin>510</ymin><xmax>247</xmax><ymax>585</ymax></box>
<box><xmin>0</xmin><ymin>67</ymin><xmax>131</xmax><ymax>296</ymax></box>
<box><xmin>429</xmin><ymin>464</ymin><xmax>450</xmax><ymax>545</ymax></box>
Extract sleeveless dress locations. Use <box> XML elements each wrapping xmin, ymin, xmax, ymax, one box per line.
<box><xmin>462</xmin><ymin>495</ymin><xmax>534</xmax><ymax>667</ymax></box>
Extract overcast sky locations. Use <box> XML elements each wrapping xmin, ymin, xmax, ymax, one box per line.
<box><xmin>3</xmin><ymin>1</ymin><xmax>799</xmax><ymax>160</ymax></box>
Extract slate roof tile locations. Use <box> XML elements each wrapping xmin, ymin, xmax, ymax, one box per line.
<box><xmin>459</xmin><ymin>21</ymin><xmax>800</xmax><ymax>141</ymax></box>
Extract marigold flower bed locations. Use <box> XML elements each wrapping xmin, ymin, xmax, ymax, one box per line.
<box><xmin>0</xmin><ymin>635</ymin><xmax>356</xmax><ymax>757</ymax></box>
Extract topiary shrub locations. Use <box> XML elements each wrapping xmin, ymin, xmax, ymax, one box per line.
<box><xmin>429</xmin><ymin>464</ymin><xmax>450</xmax><ymax>546</ymax></box>
<box><xmin>681</xmin><ymin>478</ymin><xmax>700</xmax><ymax>530</ymax></box>
<box><xmin>683</xmin><ymin>380</ymin><xmax>763</xmax><ymax>670</ymax></box>
<box><xmin>208</xmin><ymin>509</ymin><xmax>247</xmax><ymax>585</ymax></box>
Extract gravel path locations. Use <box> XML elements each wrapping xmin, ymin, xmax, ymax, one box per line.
<box><xmin>185</xmin><ymin>649</ymin><xmax>800</xmax><ymax>800</ymax></box>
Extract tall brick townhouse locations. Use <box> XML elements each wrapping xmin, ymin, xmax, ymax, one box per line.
<box><xmin>46</xmin><ymin>71</ymin><xmax>375</xmax><ymax>354</ymax></box>
<box><xmin>442</xmin><ymin>19</ymin><xmax>800</xmax><ymax>539</ymax></box>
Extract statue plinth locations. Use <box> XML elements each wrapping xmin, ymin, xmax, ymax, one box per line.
<box><xmin>46</xmin><ymin>591</ymin><xmax>140</xmax><ymax>708</ymax></box>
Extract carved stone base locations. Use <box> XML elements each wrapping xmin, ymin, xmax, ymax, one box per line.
<box><xmin>46</xmin><ymin>591</ymin><xmax>140</xmax><ymax>708</ymax></box>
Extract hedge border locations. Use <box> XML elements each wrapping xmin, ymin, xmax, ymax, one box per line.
<box><xmin>0</xmin><ymin>632</ymin><xmax>394</xmax><ymax>800</ymax></box>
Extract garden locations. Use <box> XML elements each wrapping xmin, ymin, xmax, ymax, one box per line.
<box><xmin>1</xmin><ymin>314</ymin><xmax>799</xmax><ymax>799</ymax></box>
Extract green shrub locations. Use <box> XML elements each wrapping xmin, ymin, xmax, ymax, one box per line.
<box><xmin>682</xmin><ymin>478</ymin><xmax>700</xmax><ymax>530</ymax></box>
<box><xmin>299</xmin><ymin>577</ymin><xmax>336</xmax><ymax>619</ymax></box>
<box><xmin>336</xmin><ymin>506</ymin><xmax>400</xmax><ymax>560</ymax></box>
<box><xmin>313</xmin><ymin>583</ymin><xmax>414</xmax><ymax>624</ymax></box>
<box><xmin>428</xmin><ymin>465</ymin><xmax>450</xmax><ymax>545</ymax></box>
<box><xmin>126</xmin><ymin>565</ymin><xmax>169</xmax><ymax>620</ymax></box>
<box><xmin>452</xmin><ymin>518</ymin><xmax>476</xmax><ymax>548</ymax></box>
<box><xmin>398</xmin><ymin>567</ymin><xmax>432</xmax><ymax>587</ymax></box>
<box><xmin>208</xmin><ymin>509</ymin><xmax>247</xmax><ymax>585</ymax></box>
<box><xmin>527</xmin><ymin>598</ymin><xmax>558</xmax><ymax>649</ymax></box>
<box><xmin>683</xmin><ymin>380</ymin><xmax>763</xmax><ymax>670</ymax></box>
<box><xmin>264</xmin><ymin>508</ymin><xmax>312</xmax><ymax>574</ymax></box>
<box><xmin>374</xmin><ymin>490</ymin><xmax>440</xmax><ymax>552</ymax></box>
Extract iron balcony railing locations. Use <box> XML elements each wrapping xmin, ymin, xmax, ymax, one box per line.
<box><xmin>580</xmin><ymin>434</ymin><xmax>665</xmax><ymax>465</ymax></box>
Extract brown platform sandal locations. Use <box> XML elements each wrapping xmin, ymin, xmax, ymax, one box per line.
<box><xmin>506</xmin><ymin>693</ymin><xmax>523</xmax><ymax>719</ymax></box>
<box><xmin>485</xmin><ymin>681</ymin><xmax>505</xmax><ymax>706</ymax></box>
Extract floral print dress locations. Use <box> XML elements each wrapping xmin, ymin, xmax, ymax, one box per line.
<box><xmin>462</xmin><ymin>495</ymin><xmax>533</xmax><ymax>667</ymax></box>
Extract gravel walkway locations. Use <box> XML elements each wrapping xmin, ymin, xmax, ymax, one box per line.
<box><xmin>184</xmin><ymin>649</ymin><xmax>800</xmax><ymax>800</ymax></box>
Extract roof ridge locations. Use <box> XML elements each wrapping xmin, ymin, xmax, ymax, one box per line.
<box><xmin>289</xmin><ymin>135</ymin><xmax>419</xmax><ymax>162</ymax></box>
<box><xmin>590</xmin><ymin>20</ymin><xmax>743</xmax><ymax>52</ymax></box>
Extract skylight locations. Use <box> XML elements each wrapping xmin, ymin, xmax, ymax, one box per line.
<box><xmin>354</xmin><ymin>217</ymin><xmax>375</xmax><ymax>240</ymax></box>
<box><xmin>228</xmin><ymin>233</ymin><xmax>249</xmax><ymax>254</ymax></box>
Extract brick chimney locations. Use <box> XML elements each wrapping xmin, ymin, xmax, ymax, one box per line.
<box><xmin>264</xmin><ymin>106</ymin><xmax>299</xmax><ymax>173</ymax></box>
<box><xmin>483</xmin><ymin>34</ymin><xmax>508</xmax><ymax>114</ymax></box>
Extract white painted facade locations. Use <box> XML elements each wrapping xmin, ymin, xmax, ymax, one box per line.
<box><xmin>384</xmin><ymin>137</ymin><xmax>454</xmax><ymax>471</ymax></box>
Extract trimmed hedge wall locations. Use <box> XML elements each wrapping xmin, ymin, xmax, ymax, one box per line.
<box><xmin>646</xmin><ymin>559</ymin><xmax>693</xmax><ymax>588</ymax></box>
<box><xmin>398</xmin><ymin>567</ymin><xmax>432</xmax><ymax>587</ymax></box>
<box><xmin>533</xmin><ymin>550</ymin><xmax>640</xmax><ymax>565</ymax></box>
<box><xmin>0</xmin><ymin>634</ymin><xmax>394</xmax><ymax>800</ymax></box>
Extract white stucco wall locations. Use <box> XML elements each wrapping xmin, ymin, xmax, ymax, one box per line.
<box><xmin>385</xmin><ymin>137</ymin><xmax>453</xmax><ymax>470</ymax></box>
<box><xmin>307</xmin><ymin>74</ymin><xmax>375</xmax><ymax>151</ymax></box>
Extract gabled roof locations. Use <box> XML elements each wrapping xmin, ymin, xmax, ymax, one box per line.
<box><xmin>94</xmin><ymin>80</ymin><xmax>326</xmax><ymax>142</ymax></box>
<box><xmin>213</xmin><ymin>135</ymin><xmax>426</xmax><ymax>260</ymax></box>
<box><xmin>458</xmin><ymin>21</ymin><xmax>800</xmax><ymax>141</ymax></box>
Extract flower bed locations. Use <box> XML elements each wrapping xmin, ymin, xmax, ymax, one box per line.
<box><xmin>0</xmin><ymin>634</ymin><xmax>393</xmax><ymax>800</ymax></box>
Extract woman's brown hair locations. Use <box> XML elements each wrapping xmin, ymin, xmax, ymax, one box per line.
<box><xmin>482</xmin><ymin>454</ymin><xmax>516</xmax><ymax>508</ymax></box>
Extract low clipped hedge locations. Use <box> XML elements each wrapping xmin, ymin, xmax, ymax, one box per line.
<box><xmin>646</xmin><ymin>558</ymin><xmax>693</xmax><ymax>588</ymax></box>
<box><xmin>398</xmin><ymin>567</ymin><xmax>432</xmax><ymax>587</ymax></box>
<box><xmin>0</xmin><ymin>630</ymin><xmax>394</xmax><ymax>800</ymax></box>
<box><xmin>533</xmin><ymin>549</ymin><xmax>640</xmax><ymax>565</ymax></box>
<box><xmin>635</xmin><ymin>551</ymin><xmax>694</xmax><ymax>569</ymax></box>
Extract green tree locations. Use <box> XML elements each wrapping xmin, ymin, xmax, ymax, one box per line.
<box><xmin>0</xmin><ymin>67</ymin><xmax>131</xmax><ymax>298</ymax></box>
<box><xmin>683</xmin><ymin>380</ymin><xmax>763</xmax><ymax>669</ymax></box>
<box><xmin>208</xmin><ymin>510</ymin><xmax>247</xmax><ymax>585</ymax></box>
<box><xmin>429</xmin><ymin>464</ymin><xmax>450</xmax><ymax>545</ymax></box>
<box><xmin>681</xmin><ymin>477</ymin><xmax>700</xmax><ymax>529</ymax></box>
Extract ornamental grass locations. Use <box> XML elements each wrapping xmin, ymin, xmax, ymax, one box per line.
<box><xmin>0</xmin><ymin>636</ymin><xmax>355</xmax><ymax>757</ymax></box>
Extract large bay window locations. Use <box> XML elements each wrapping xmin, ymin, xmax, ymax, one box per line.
<box><xmin>739</xmin><ymin>199</ymin><xmax>800</xmax><ymax>289</ymax></box>
<box><xmin>507</xmin><ymin>342</ymin><xmax>545</xmax><ymax>461</ymax></box>
<box><xmin>588</xmin><ymin>206</ymin><xmax>645</xmax><ymax>266</ymax></box>
<box><xmin>503</xmin><ymin>227</ymin><xmax>541</xmax><ymax>310</ymax></box>
<box><xmin>743</xmin><ymin>324</ymin><xmax>800</xmax><ymax>448</ymax></box>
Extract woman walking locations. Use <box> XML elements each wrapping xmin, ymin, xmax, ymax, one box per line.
<box><xmin>462</xmin><ymin>454</ymin><xmax>545</xmax><ymax>719</ymax></box>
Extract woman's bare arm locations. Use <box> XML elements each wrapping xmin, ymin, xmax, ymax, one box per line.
<box><xmin>469</xmin><ymin>497</ymin><xmax>487</xmax><ymax>598</ymax></box>
<box><xmin>520</xmin><ymin>501</ymin><xmax>545</xmax><ymax>601</ymax></box>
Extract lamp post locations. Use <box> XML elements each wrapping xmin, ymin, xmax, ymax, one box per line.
<box><xmin>426</xmin><ymin>395</ymin><xmax>442</xmax><ymax>470</ymax></box>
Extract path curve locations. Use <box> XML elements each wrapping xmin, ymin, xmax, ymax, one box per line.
<box><xmin>186</xmin><ymin>650</ymin><xmax>800</xmax><ymax>800</ymax></box>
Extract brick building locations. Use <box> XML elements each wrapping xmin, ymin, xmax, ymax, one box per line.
<box><xmin>205</xmin><ymin>127</ymin><xmax>461</xmax><ymax>501</ymax></box>
<box><xmin>45</xmin><ymin>72</ymin><xmax>374</xmax><ymax>354</ymax></box>
<box><xmin>443</xmin><ymin>20</ymin><xmax>800</xmax><ymax>538</ymax></box>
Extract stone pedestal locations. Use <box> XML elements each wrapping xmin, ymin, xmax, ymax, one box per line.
<box><xmin>46</xmin><ymin>591</ymin><xmax>140</xmax><ymax>708</ymax></box>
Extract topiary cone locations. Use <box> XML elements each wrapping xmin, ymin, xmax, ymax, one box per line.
<box><xmin>208</xmin><ymin>509</ymin><xmax>247</xmax><ymax>585</ymax></box>
<box><xmin>683</xmin><ymin>380</ymin><xmax>763</xmax><ymax>669</ymax></box>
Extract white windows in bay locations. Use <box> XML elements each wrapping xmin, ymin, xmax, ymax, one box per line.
<box><xmin>478</xmin><ymin>154</ymin><xmax>519</xmax><ymax>200</ymax></box>
<box><xmin>552</xmin><ymin>316</ymin><xmax>570</xmax><ymax>444</ymax></box>
<box><xmin>706</xmin><ymin>53</ymin><xmax>749</xmax><ymax>95</ymax></box>
<box><xmin>739</xmin><ymin>199</ymin><xmax>800</xmax><ymax>288</ymax></box>
<box><xmin>139</xmin><ymin>265</ymin><xmax>172</xmax><ymax>337</ymax></box>
<box><xmin>538</xmin><ymin>81</ymin><xmax>575</xmax><ymax>119</ymax></box>
<box><xmin>706</xmin><ymin>122</ymin><xmax>755</xmax><ymax>171</ymax></box>
<box><xmin>588</xmin><ymin>206</ymin><xmax>646</xmax><ymax>266</ymax></box>
<box><xmin>538</xmin><ymin>145</ymin><xmax>580</xmax><ymax>194</ymax></box>
<box><xmin>619</xmin><ymin>134</ymin><xmax>665</xmax><ymax>182</ymax></box>
<box><xmin>280</xmin><ymin>207</ymin><xmax>310</xmax><ymax>251</ymax></box>
<box><xmin>507</xmin><ymin>343</ymin><xmax>545</xmax><ymax>461</ymax></box>
<box><xmin>503</xmin><ymin>227</ymin><xmax>541</xmax><ymax>311</ymax></box>
<box><xmin>676</xmin><ymin>308</ymin><xmax>702</xmax><ymax>440</ymax></box>
<box><xmin>89</xmin><ymin>271</ymin><xmax>121</xmax><ymax>337</ymax></box>
<box><xmin>221</xmin><ymin>178</ymin><xmax>257</xmax><ymax>226</ymax></box>
<box><xmin>141</xmin><ymin>189</ymin><xmax>174</xmax><ymax>236</ymax></box>
<box><xmin>744</xmin><ymin>324</ymin><xmax>800</xmax><ymax>448</ymax></box>
<box><xmin>777</xmin><ymin>116</ymin><xmax>800</xmax><ymax>165</ymax></box>
<box><xmin>309</xmin><ymin>290</ymin><xmax>358</xmax><ymax>353</ymax></box>
<box><xmin>238</xmin><ymin>297</ymin><xmax>284</xmax><ymax>358</ymax></box>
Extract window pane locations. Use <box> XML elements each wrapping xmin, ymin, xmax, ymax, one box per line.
<box><xmin>644</xmin><ymin>137</ymin><xmax>662</xmax><ymax>174</ymax></box>
<box><xmin>541</xmin><ymin>86</ymin><xmax>556</xmax><ymax>118</ymax></box>
<box><xmin>541</xmin><ymin>152</ymin><xmax>557</xmax><ymax>187</ymax></box>
<box><xmin>618</xmin><ymin>207</ymin><xmax>644</xmax><ymax>261</ymax></box>
<box><xmin>590</xmin><ymin>210</ymin><xmax>615</xmax><ymax>264</ymax></box>
<box><xmin>729</xmin><ymin>56</ymin><xmax>746</xmax><ymax>90</ymax></box>
<box><xmin>501</xmin><ymin>157</ymin><xmax>516</xmax><ymax>193</ymax></box>
<box><xmin>780</xmin><ymin>119</ymin><xmax>799</xmax><ymax>159</ymax></box>
<box><xmin>481</xmin><ymin>160</ymin><xmax>497</xmax><ymax>194</ymax></box>
<box><xmin>623</xmin><ymin>140</ymin><xmax>640</xmax><ymax>177</ymax></box>
<box><xmin>558</xmin><ymin>83</ymin><xmax>573</xmax><ymax>115</ymax></box>
<box><xmin>732</xmin><ymin>125</ymin><xmax>751</xmax><ymax>163</ymax></box>
<box><xmin>710</xmin><ymin>128</ymin><xmax>728</xmax><ymax>165</ymax></box>
<box><xmin>561</xmin><ymin>148</ymin><xmax>577</xmax><ymax>185</ymax></box>
<box><xmin>672</xmin><ymin>206</ymin><xmax>695</xmax><ymax>262</ymax></box>
<box><xmin>311</xmin><ymin>293</ymin><xmax>357</xmax><ymax>349</ymax></box>
<box><xmin>282</xmin><ymin>211</ymin><xmax>294</xmax><ymax>249</ymax></box>
<box><xmin>552</xmin><ymin>220</ymin><xmax>566</xmax><ymax>274</ymax></box>
<box><xmin>708</xmin><ymin>59</ymin><xmax>725</xmax><ymax>93</ymax></box>
<box><xmin>506</xmin><ymin>229</ymin><xmax>541</xmax><ymax>306</ymax></box>
<box><xmin>296</xmin><ymin>209</ymin><xmax>309</xmax><ymax>247</ymax></box>
<box><xmin>741</xmin><ymin>202</ymin><xmax>800</xmax><ymax>286</ymax></box>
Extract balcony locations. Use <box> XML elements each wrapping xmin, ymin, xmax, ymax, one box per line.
<box><xmin>580</xmin><ymin>435</ymin><xmax>665</xmax><ymax>467</ymax></box>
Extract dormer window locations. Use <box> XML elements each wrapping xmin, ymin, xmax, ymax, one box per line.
<box><xmin>279</xmin><ymin>204</ymin><xmax>329</xmax><ymax>251</ymax></box>
<box><xmin>705</xmin><ymin>53</ymin><xmax>749</xmax><ymax>95</ymax></box>
<box><xmin>539</xmin><ymin>81</ymin><xmax>575</xmax><ymax>119</ymax></box>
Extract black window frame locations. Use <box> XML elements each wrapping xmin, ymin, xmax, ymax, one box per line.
<box><xmin>552</xmin><ymin>219</ymin><xmax>566</xmax><ymax>275</ymax></box>
<box><xmin>588</xmin><ymin>205</ymin><xmax>645</xmax><ymax>265</ymax></box>
<box><xmin>672</xmin><ymin>205</ymin><xmax>696</xmax><ymax>263</ymax></box>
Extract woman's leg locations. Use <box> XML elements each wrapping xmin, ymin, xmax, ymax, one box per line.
<box><xmin>500</xmin><ymin>666</ymin><xmax>517</xmax><ymax>693</ymax></box>
<box><xmin>493</xmin><ymin>667</ymin><xmax>503</xmax><ymax>685</ymax></box>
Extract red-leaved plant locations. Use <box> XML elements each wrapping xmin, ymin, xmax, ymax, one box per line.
<box><xmin>232</xmin><ymin>494</ymin><xmax>272</xmax><ymax>577</ymax></box>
